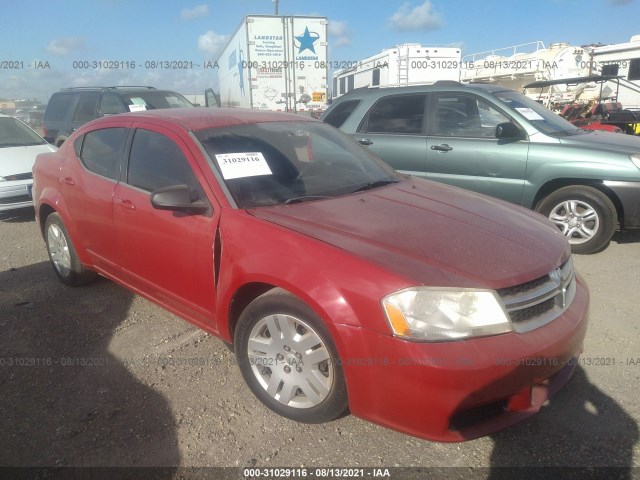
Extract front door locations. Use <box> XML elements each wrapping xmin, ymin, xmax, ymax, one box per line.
<box><xmin>112</xmin><ymin>125</ymin><xmax>219</xmax><ymax>328</ymax></box>
<box><xmin>425</xmin><ymin>93</ymin><xmax>529</xmax><ymax>204</ymax></box>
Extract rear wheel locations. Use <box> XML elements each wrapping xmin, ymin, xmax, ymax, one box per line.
<box><xmin>536</xmin><ymin>186</ymin><xmax>617</xmax><ymax>254</ymax></box>
<box><xmin>44</xmin><ymin>213</ymin><xmax>97</xmax><ymax>286</ymax></box>
<box><xmin>234</xmin><ymin>289</ymin><xmax>348</xmax><ymax>423</ymax></box>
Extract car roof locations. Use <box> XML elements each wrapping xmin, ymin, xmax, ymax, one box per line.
<box><xmin>86</xmin><ymin>107</ymin><xmax>317</xmax><ymax>131</ymax></box>
<box><xmin>337</xmin><ymin>82</ymin><xmax>513</xmax><ymax>99</ymax></box>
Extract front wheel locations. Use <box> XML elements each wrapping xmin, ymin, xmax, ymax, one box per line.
<box><xmin>44</xmin><ymin>213</ymin><xmax>97</xmax><ymax>286</ymax></box>
<box><xmin>536</xmin><ymin>186</ymin><xmax>617</xmax><ymax>254</ymax></box>
<box><xmin>234</xmin><ymin>289</ymin><xmax>348</xmax><ymax>423</ymax></box>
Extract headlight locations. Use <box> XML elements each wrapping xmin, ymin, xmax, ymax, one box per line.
<box><xmin>382</xmin><ymin>288</ymin><xmax>512</xmax><ymax>342</ymax></box>
<box><xmin>631</xmin><ymin>154</ymin><xmax>640</xmax><ymax>171</ymax></box>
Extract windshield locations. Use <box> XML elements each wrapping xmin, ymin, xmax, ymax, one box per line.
<box><xmin>492</xmin><ymin>90</ymin><xmax>582</xmax><ymax>136</ymax></box>
<box><xmin>120</xmin><ymin>92</ymin><xmax>194</xmax><ymax>111</ymax></box>
<box><xmin>196</xmin><ymin>121</ymin><xmax>401</xmax><ymax>208</ymax></box>
<box><xmin>0</xmin><ymin>117</ymin><xmax>46</xmax><ymax>147</ymax></box>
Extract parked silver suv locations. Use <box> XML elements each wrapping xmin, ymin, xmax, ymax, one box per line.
<box><xmin>322</xmin><ymin>82</ymin><xmax>640</xmax><ymax>254</ymax></box>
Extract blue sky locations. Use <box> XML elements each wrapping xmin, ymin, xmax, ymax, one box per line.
<box><xmin>1</xmin><ymin>0</ymin><xmax>638</xmax><ymax>102</ymax></box>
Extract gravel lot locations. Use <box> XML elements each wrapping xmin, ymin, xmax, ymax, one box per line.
<box><xmin>1</xmin><ymin>207</ymin><xmax>639</xmax><ymax>477</ymax></box>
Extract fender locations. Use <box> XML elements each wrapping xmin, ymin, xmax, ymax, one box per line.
<box><xmin>36</xmin><ymin>187</ymin><xmax>94</xmax><ymax>267</ymax></box>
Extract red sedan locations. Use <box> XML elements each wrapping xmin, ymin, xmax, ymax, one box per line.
<box><xmin>32</xmin><ymin>108</ymin><xmax>588</xmax><ymax>441</ymax></box>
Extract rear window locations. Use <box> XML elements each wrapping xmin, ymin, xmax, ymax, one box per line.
<box><xmin>323</xmin><ymin>100</ymin><xmax>361</xmax><ymax>128</ymax></box>
<box><xmin>79</xmin><ymin>128</ymin><xmax>127</xmax><ymax>180</ymax></box>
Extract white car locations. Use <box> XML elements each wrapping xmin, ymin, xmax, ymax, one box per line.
<box><xmin>0</xmin><ymin>113</ymin><xmax>57</xmax><ymax>212</ymax></box>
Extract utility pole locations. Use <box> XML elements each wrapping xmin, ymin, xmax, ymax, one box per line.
<box><xmin>273</xmin><ymin>0</ymin><xmax>279</xmax><ymax>15</ymax></box>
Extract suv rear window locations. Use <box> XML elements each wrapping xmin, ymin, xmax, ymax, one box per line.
<box><xmin>323</xmin><ymin>100</ymin><xmax>361</xmax><ymax>128</ymax></box>
<box><xmin>44</xmin><ymin>94</ymin><xmax>75</xmax><ymax>121</ymax></box>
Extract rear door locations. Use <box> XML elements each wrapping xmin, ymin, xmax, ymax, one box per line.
<box><xmin>112</xmin><ymin>123</ymin><xmax>219</xmax><ymax>327</ymax></box>
<box><xmin>62</xmin><ymin>124</ymin><xmax>129</xmax><ymax>273</ymax></box>
<box><xmin>425</xmin><ymin>92</ymin><xmax>529</xmax><ymax>204</ymax></box>
<box><xmin>352</xmin><ymin>93</ymin><xmax>428</xmax><ymax>177</ymax></box>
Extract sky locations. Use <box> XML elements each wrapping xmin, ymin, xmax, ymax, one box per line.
<box><xmin>1</xmin><ymin>0</ymin><xmax>639</xmax><ymax>102</ymax></box>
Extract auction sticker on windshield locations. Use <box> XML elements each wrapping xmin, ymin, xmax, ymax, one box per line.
<box><xmin>515</xmin><ymin>107</ymin><xmax>544</xmax><ymax>121</ymax></box>
<box><xmin>215</xmin><ymin>152</ymin><xmax>273</xmax><ymax>179</ymax></box>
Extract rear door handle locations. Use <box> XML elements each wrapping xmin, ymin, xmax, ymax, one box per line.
<box><xmin>431</xmin><ymin>144</ymin><xmax>453</xmax><ymax>152</ymax></box>
<box><xmin>357</xmin><ymin>138</ymin><xmax>373</xmax><ymax>146</ymax></box>
<box><xmin>59</xmin><ymin>177</ymin><xmax>75</xmax><ymax>186</ymax></box>
<box><xmin>115</xmin><ymin>198</ymin><xmax>136</xmax><ymax>211</ymax></box>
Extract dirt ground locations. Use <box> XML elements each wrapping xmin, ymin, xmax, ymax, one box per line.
<box><xmin>1</xmin><ymin>207</ymin><xmax>639</xmax><ymax>477</ymax></box>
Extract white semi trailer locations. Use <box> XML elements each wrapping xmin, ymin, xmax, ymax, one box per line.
<box><xmin>216</xmin><ymin>15</ymin><xmax>329</xmax><ymax>113</ymax></box>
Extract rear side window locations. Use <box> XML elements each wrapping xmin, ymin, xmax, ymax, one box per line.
<box><xmin>73</xmin><ymin>93</ymin><xmax>100</xmax><ymax>122</ymax></box>
<box><xmin>323</xmin><ymin>100</ymin><xmax>361</xmax><ymax>128</ymax></box>
<box><xmin>361</xmin><ymin>94</ymin><xmax>426</xmax><ymax>134</ymax></box>
<box><xmin>44</xmin><ymin>93</ymin><xmax>75</xmax><ymax>121</ymax></box>
<box><xmin>127</xmin><ymin>129</ymin><xmax>202</xmax><ymax>194</ymax></box>
<box><xmin>79</xmin><ymin>128</ymin><xmax>127</xmax><ymax>180</ymax></box>
<box><xmin>99</xmin><ymin>94</ymin><xmax>126</xmax><ymax>115</ymax></box>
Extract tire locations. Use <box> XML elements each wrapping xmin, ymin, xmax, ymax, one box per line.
<box><xmin>234</xmin><ymin>288</ymin><xmax>348</xmax><ymax>423</ymax></box>
<box><xmin>536</xmin><ymin>186</ymin><xmax>617</xmax><ymax>254</ymax></box>
<box><xmin>44</xmin><ymin>213</ymin><xmax>97</xmax><ymax>286</ymax></box>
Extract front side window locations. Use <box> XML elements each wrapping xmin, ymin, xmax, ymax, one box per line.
<box><xmin>79</xmin><ymin>128</ymin><xmax>127</xmax><ymax>179</ymax></box>
<box><xmin>434</xmin><ymin>94</ymin><xmax>511</xmax><ymax>138</ymax></box>
<box><xmin>127</xmin><ymin>129</ymin><xmax>202</xmax><ymax>194</ymax></box>
<box><xmin>195</xmin><ymin>122</ymin><xmax>400</xmax><ymax>208</ymax></box>
<box><xmin>361</xmin><ymin>94</ymin><xmax>426</xmax><ymax>134</ymax></box>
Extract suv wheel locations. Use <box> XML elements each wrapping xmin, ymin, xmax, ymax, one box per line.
<box><xmin>234</xmin><ymin>288</ymin><xmax>348</xmax><ymax>423</ymax></box>
<box><xmin>536</xmin><ymin>186</ymin><xmax>617</xmax><ymax>254</ymax></box>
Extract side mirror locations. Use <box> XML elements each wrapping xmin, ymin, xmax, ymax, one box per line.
<box><xmin>150</xmin><ymin>184</ymin><xmax>208</xmax><ymax>214</ymax></box>
<box><xmin>495</xmin><ymin>122</ymin><xmax>522</xmax><ymax>140</ymax></box>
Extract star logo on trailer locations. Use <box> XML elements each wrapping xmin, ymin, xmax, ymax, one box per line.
<box><xmin>295</xmin><ymin>27</ymin><xmax>320</xmax><ymax>54</ymax></box>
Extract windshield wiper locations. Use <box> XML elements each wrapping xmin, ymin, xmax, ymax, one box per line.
<box><xmin>349</xmin><ymin>179</ymin><xmax>399</xmax><ymax>194</ymax></box>
<box><xmin>283</xmin><ymin>195</ymin><xmax>330</xmax><ymax>205</ymax></box>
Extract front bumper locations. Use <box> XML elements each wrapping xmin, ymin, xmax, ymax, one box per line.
<box><xmin>0</xmin><ymin>180</ymin><xmax>34</xmax><ymax>212</ymax></box>
<box><xmin>604</xmin><ymin>180</ymin><xmax>640</xmax><ymax>228</ymax></box>
<box><xmin>336</xmin><ymin>274</ymin><xmax>589</xmax><ymax>442</ymax></box>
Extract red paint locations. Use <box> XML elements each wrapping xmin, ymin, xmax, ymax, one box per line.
<box><xmin>32</xmin><ymin>108</ymin><xmax>589</xmax><ymax>442</ymax></box>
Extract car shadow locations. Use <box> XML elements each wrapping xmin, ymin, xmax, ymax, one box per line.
<box><xmin>0</xmin><ymin>261</ymin><xmax>180</xmax><ymax>470</ymax></box>
<box><xmin>487</xmin><ymin>366</ymin><xmax>638</xmax><ymax>479</ymax></box>
<box><xmin>612</xmin><ymin>229</ymin><xmax>640</xmax><ymax>246</ymax></box>
<box><xmin>0</xmin><ymin>207</ymin><xmax>36</xmax><ymax>223</ymax></box>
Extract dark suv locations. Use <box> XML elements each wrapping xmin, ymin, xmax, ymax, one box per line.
<box><xmin>43</xmin><ymin>86</ymin><xmax>194</xmax><ymax>146</ymax></box>
<box><xmin>322</xmin><ymin>82</ymin><xmax>640</xmax><ymax>254</ymax></box>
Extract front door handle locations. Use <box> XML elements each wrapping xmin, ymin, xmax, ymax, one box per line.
<box><xmin>357</xmin><ymin>138</ymin><xmax>373</xmax><ymax>146</ymax></box>
<box><xmin>431</xmin><ymin>144</ymin><xmax>453</xmax><ymax>152</ymax></box>
<box><xmin>115</xmin><ymin>198</ymin><xmax>136</xmax><ymax>211</ymax></box>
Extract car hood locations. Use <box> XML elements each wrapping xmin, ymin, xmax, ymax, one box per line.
<box><xmin>559</xmin><ymin>129</ymin><xmax>640</xmax><ymax>153</ymax></box>
<box><xmin>250</xmin><ymin>178</ymin><xmax>569</xmax><ymax>289</ymax></box>
<box><xmin>0</xmin><ymin>144</ymin><xmax>57</xmax><ymax>176</ymax></box>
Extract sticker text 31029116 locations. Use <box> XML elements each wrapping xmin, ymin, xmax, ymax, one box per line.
<box><xmin>214</xmin><ymin>152</ymin><xmax>273</xmax><ymax>180</ymax></box>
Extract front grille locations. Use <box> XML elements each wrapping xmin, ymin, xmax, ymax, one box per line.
<box><xmin>4</xmin><ymin>172</ymin><xmax>32</xmax><ymax>181</ymax></box>
<box><xmin>497</xmin><ymin>258</ymin><xmax>576</xmax><ymax>333</ymax></box>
